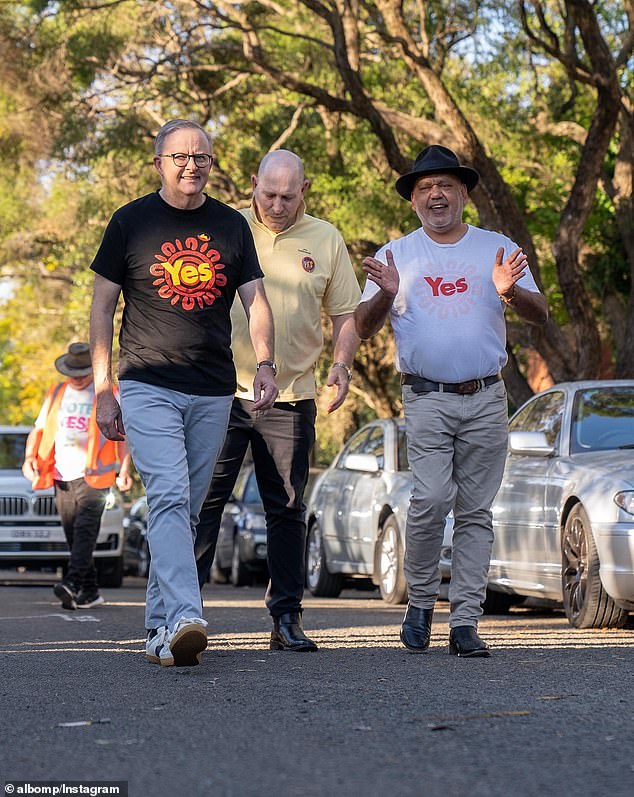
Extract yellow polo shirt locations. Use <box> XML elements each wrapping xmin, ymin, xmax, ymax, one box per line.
<box><xmin>231</xmin><ymin>204</ymin><xmax>361</xmax><ymax>401</ymax></box>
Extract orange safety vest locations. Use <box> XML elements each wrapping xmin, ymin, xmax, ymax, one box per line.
<box><xmin>32</xmin><ymin>382</ymin><xmax>119</xmax><ymax>491</ymax></box>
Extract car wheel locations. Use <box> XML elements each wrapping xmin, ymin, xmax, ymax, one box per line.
<box><xmin>96</xmin><ymin>555</ymin><xmax>124</xmax><ymax>588</ymax></box>
<box><xmin>305</xmin><ymin>521</ymin><xmax>343</xmax><ymax>597</ymax></box>
<box><xmin>482</xmin><ymin>588</ymin><xmax>513</xmax><ymax>614</ymax></box>
<box><xmin>562</xmin><ymin>504</ymin><xmax>628</xmax><ymax>629</ymax></box>
<box><xmin>230</xmin><ymin>536</ymin><xmax>251</xmax><ymax>587</ymax></box>
<box><xmin>376</xmin><ymin>515</ymin><xmax>408</xmax><ymax>605</ymax></box>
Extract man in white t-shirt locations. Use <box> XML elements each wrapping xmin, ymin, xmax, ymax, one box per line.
<box><xmin>22</xmin><ymin>342</ymin><xmax>132</xmax><ymax>610</ymax></box>
<box><xmin>355</xmin><ymin>145</ymin><xmax>548</xmax><ymax>657</ymax></box>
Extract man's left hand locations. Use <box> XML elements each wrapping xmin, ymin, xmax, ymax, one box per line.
<box><xmin>326</xmin><ymin>365</ymin><xmax>350</xmax><ymax>414</ymax></box>
<box><xmin>252</xmin><ymin>367</ymin><xmax>279</xmax><ymax>411</ymax></box>
<box><xmin>492</xmin><ymin>247</ymin><xmax>528</xmax><ymax>296</ymax></box>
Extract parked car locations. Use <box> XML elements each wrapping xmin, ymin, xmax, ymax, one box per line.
<box><xmin>122</xmin><ymin>495</ymin><xmax>150</xmax><ymax>577</ymax></box>
<box><xmin>124</xmin><ymin>462</ymin><xmax>268</xmax><ymax>586</ymax></box>
<box><xmin>211</xmin><ymin>462</ymin><xmax>268</xmax><ymax>586</ymax></box>
<box><xmin>0</xmin><ymin>426</ymin><xmax>126</xmax><ymax>586</ymax></box>
<box><xmin>488</xmin><ymin>380</ymin><xmax>634</xmax><ymax>628</ymax></box>
<box><xmin>305</xmin><ymin>419</ymin><xmax>453</xmax><ymax>605</ymax></box>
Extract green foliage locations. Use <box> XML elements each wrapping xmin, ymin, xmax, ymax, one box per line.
<box><xmin>0</xmin><ymin>0</ymin><xmax>630</xmax><ymax>436</ymax></box>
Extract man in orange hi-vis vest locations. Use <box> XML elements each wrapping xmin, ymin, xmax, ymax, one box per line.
<box><xmin>22</xmin><ymin>342</ymin><xmax>132</xmax><ymax>610</ymax></box>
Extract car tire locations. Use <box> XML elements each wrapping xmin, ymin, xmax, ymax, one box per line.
<box><xmin>96</xmin><ymin>555</ymin><xmax>124</xmax><ymax>588</ymax></box>
<box><xmin>562</xmin><ymin>504</ymin><xmax>628</xmax><ymax>629</ymax></box>
<box><xmin>376</xmin><ymin>515</ymin><xmax>408</xmax><ymax>605</ymax></box>
<box><xmin>482</xmin><ymin>588</ymin><xmax>513</xmax><ymax>614</ymax></box>
<box><xmin>230</xmin><ymin>536</ymin><xmax>251</xmax><ymax>587</ymax></box>
<box><xmin>305</xmin><ymin>521</ymin><xmax>343</xmax><ymax>597</ymax></box>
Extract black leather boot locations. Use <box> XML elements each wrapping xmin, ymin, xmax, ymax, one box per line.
<box><xmin>270</xmin><ymin>612</ymin><xmax>318</xmax><ymax>652</ymax></box>
<box><xmin>400</xmin><ymin>603</ymin><xmax>434</xmax><ymax>653</ymax></box>
<box><xmin>449</xmin><ymin>625</ymin><xmax>491</xmax><ymax>657</ymax></box>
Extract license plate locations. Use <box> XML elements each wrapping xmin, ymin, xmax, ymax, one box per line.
<box><xmin>10</xmin><ymin>529</ymin><xmax>52</xmax><ymax>539</ymax></box>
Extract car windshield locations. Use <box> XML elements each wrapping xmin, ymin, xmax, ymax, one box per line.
<box><xmin>243</xmin><ymin>472</ymin><xmax>262</xmax><ymax>504</ymax></box>
<box><xmin>0</xmin><ymin>432</ymin><xmax>27</xmax><ymax>470</ymax></box>
<box><xmin>570</xmin><ymin>387</ymin><xmax>634</xmax><ymax>453</ymax></box>
<box><xmin>397</xmin><ymin>427</ymin><xmax>410</xmax><ymax>471</ymax></box>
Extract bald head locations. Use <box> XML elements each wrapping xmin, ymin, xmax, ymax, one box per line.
<box><xmin>252</xmin><ymin>150</ymin><xmax>309</xmax><ymax>232</ymax></box>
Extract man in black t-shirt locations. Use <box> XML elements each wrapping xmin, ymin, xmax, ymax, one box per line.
<box><xmin>90</xmin><ymin>119</ymin><xmax>278</xmax><ymax>667</ymax></box>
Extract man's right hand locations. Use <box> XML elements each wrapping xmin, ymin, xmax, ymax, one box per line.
<box><xmin>252</xmin><ymin>366</ymin><xmax>279</xmax><ymax>411</ymax></box>
<box><xmin>96</xmin><ymin>390</ymin><xmax>126</xmax><ymax>441</ymax></box>
<box><xmin>361</xmin><ymin>249</ymin><xmax>399</xmax><ymax>297</ymax></box>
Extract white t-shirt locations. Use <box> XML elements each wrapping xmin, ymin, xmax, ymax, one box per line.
<box><xmin>360</xmin><ymin>225</ymin><xmax>540</xmax><ymax>383</ymax></box>
<box><xmin>35</xmin><ymin>384</ymin><xmax>95</xmax><ymax>481</ymax></box>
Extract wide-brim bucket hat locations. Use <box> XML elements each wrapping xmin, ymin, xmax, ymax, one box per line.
<box><xmin>54</xmin><ymin>342</ymin><xmax>92</xmax><ymax>378</ymax></box>
<box><xmin>395</xmin><ymin>145</ymin><xmax>479</xmax><ymax>200</ymax></box>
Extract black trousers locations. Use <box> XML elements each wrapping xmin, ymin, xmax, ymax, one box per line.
<box><xmin>54</xmin><ymin>478</ymin><xmax>107</xmax><ymax>592</ymax></box>
<box><xmin>195</xmin><ymin>397</ymin><xmax>316</xmax><ymax>616</ymax></box>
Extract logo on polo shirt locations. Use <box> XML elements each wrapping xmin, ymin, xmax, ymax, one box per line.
<box><xmin>150</xmin><ymin>234</ymin><xmax>227</xmax><ymax>311</ymax></box>
<box><xmin>302</xmin><ymin>256</ymin><xmax>315</xmax><ymax>273</ymax></box>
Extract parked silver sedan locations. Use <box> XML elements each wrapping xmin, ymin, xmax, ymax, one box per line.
<box><xmin>489</xmin><ymin>380</ymin><xmax>634</xmax><ymax>628</ymax></box>
<box><xmin>305</xmin><ymin>419</ymin><xmax>452</xmax><ymax>605</ymax></box>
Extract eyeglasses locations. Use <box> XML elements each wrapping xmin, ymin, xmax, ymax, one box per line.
<box><xmin>157</xmin><ymin>153</ymin><xmax>215</xmax><ymax>168</ymax></box>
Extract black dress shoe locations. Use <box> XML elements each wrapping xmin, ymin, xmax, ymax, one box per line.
<box><xmin>270</xmin><ymin>612</ymin><xmax>318</xmax><ymax>652</ymax></box>
<box><xmin>399</xmin><ymin>604</ymin><xmax>434</xmax><ymax>653</ymax></box>
<box><xmin>449</xmin><ymin>625</ymin><xmax>491</xmax><ymax>658</ymax></box>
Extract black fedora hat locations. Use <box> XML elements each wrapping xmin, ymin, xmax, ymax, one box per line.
<box><xmin>395</xmin><ymin>145</ymin><xmax>479</xmax><ymax>200</ymax></box>
<box><xmin>54</xmin><ymin>342</ymin><xmax>92</xmax><ymax>378</ymax></box>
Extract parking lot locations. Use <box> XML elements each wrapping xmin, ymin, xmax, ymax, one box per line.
<box><xmin>1</xmin><ymin>573</ymin><xmax>633</xmax><ymax>797</ymax></box>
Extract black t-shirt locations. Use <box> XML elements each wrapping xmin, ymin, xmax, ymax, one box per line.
<box><xmin>90</xmin><ymin>191</ymin><xmax>264</xmax><ymax>395</ymax></box>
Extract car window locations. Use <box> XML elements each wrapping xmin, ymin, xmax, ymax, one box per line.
<box><xmin>571</xmin><ymin>386</ymin><xmax>634</xmax><ymax>453</ymax></box>
<box><xmin>510</xmin><ymin>392</ymin><xmax>565</xmax><ymax>447</ymax></box>
<box><xmin>0</xmin><ymin>432</ymin><xmax>27</xmax><ymax>470</ymax></box>
<box><xmin>397</xmin><ymin>428</ymin><xmax>410</xmax><ymax>471</ymax></box>
<box><xmin>362</xmin><ymin>427</ymin><xmax>385</xmax><ymax>470</ymax></box>
<box><xmin>243</xmin><ymin>471</ymin><xmax>262</xmax><ymax>504</ymax></box>
<box><xmin>335</xmin><ymin>428</ymin><xmax>370</xmax><ymax>469</ymax></box>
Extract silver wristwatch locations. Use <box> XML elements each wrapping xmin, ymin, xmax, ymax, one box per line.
<box><xmin>256</xmin><ymin>360</ymin><xmax>277</xmax><ymax>376</ymax></box>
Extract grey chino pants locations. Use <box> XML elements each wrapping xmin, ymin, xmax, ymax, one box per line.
<box><xmin>402</xmin><ymin>380</ymin><xmax>508</xmax><ymax>627</ymax></box>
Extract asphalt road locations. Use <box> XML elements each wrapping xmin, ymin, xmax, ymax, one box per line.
<box><xmin>1</xmin><ymin>573</ymin><xmax>633</xmax><ymax>797</ymax></box>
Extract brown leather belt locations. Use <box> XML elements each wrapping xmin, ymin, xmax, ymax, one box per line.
<box><xmin>401</xmin><ymin>372</ymin><xmax>502</xmax><ymax>395</ymax></box>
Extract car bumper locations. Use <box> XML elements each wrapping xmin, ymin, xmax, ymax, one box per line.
<box><xmin>0</xmin><ymin>512</ymin><xmax>124</xmax><ymax>563</ymax></box>
<box><xmin>596</xmin><ymin>522</ymin><xmax>634</xmax><ymax>606</ymax></box>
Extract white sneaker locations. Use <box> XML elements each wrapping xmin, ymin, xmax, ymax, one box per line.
<box><xmin>168</xmin><ymin>617</ymin><xmax>208</xmax><ymax>667</ymax></box>
<box><xmin>145</xmin><ymin>626</ymin><xmax>175</xmax><ymax>667</ymax></box>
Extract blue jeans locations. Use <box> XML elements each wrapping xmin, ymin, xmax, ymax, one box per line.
<box><xmin>403</xmin><ymin>380</ymin><xmax>508</xmax><ymax>627</ymax></box>
<box><xmin>120</xmin><ymin>380</ymin><xmax>232</xmax><ymax>631</ymax></box>
<box><xmin>195</xmin><ymin>398</ymin><xmax>316</xmax><ymax>616</ymax></box>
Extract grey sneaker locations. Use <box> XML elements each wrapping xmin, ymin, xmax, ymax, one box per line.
<box><xmin>76</xmin><ymin>591</ymin><xmax>105</xmax><ymax>609</ymax></box>
<box><xmin>53</xmin><ymin>581</ymin><xmax>77</xmax><ymax>611</ymax></box>
<box><xmin>145</xmin><ymin>626</ymin><xmax>174</xmax><ymax>666</ymax></box>
<box><xmin>168</xmin><ymin>617</ymin><xmax>208</xmax><ymax>666</ymax></box>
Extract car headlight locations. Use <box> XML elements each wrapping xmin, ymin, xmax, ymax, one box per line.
<box><xmin>104</xmin><ymin>491</ymin><xmax>117</xmax><ymax>511</ymax></box>
<box><xmin>243</xmin><ymin>512</ymin><xmax>266</xmax><ymax>531</ymax></box>
<box><xmin>614</xmin><ymin>492</ymin><xmax>634</xmax><ymax>516</ymax></box>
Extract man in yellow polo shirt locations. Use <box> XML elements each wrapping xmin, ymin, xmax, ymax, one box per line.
<box><xmin>195</xmin><ymin>150</ymin><xmax>360</xmax><ymax>651</ymax></box>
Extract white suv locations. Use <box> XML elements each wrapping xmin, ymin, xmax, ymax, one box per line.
<box><xmin>0</xmin><ymin>426</ymin><xmax>125</xmax><ymax>587</ymax></box>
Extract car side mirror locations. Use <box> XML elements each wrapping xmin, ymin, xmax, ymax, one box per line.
<box><xmin>343</xmin><ymin>453</ymin><xmax>380</xmax><ymax>472</ymax></box>
<box><xmin>508</xmin><ymin>430</ymin><xmax>555</xmax><ymax>457</ymax></box>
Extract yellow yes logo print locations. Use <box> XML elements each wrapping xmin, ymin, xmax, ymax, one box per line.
<box><xmin>150</xmin><ymin>234</ymin><xmax>226</xmax><ymax>311</ymax></box>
